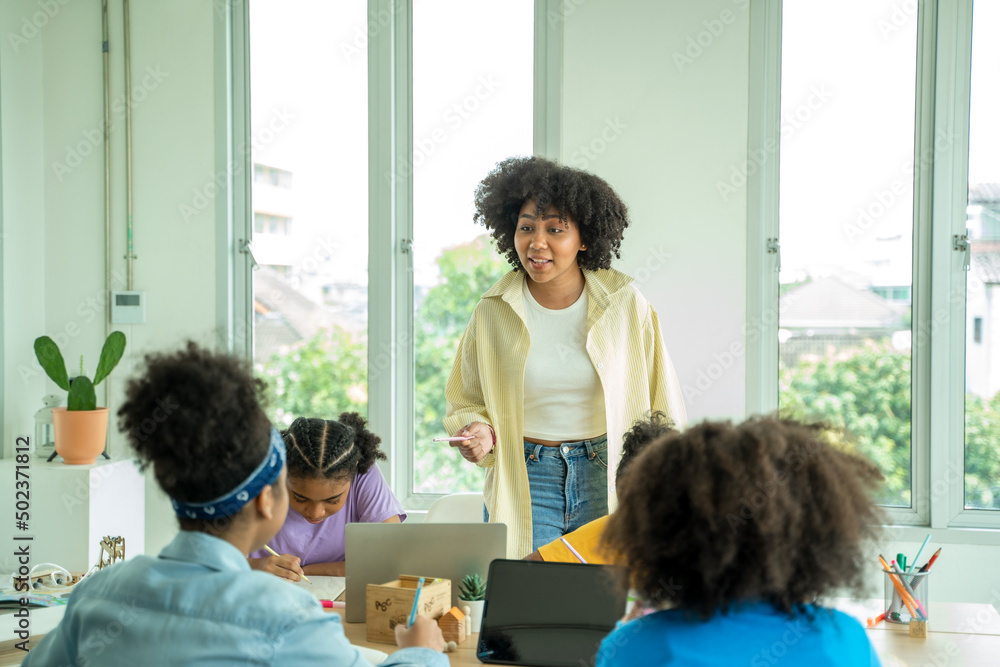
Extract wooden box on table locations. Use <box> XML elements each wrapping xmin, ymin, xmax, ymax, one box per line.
<box><xmin>365</xmin><ymin>575</ymin><xmax>451</xmax><ymax>644</ymax></box>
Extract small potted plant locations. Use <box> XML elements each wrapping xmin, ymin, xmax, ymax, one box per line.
<box><xmin>458</xmin><ymin>573</ymin><xmax>487</xmax><ymax>633</ymax></box>
<box><xmin>33</xmin><ymin>331</ymin><xmax>126</xmax><ymax>464</ymax></box>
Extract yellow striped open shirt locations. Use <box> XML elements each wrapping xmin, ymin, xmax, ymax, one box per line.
<box><xmin>444</xmin><ymin>268</ymin><xmax>687</xmax><ymax>558</ymax></box>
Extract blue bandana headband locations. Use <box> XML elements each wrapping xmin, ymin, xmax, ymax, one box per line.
<box><xmin>171</xmin><ymin>426</ymin><xmax>286</xmax><ymax>520</ymax></box>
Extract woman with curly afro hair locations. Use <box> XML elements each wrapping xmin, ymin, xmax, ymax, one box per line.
<box><xmin>596</xmin><ymin>417</ymin><xmax>884</xmax><ymax>666</ymax></box>
<box><xmin>22</xmin><ymin>344</ymin><xmax>445</xmax><ymax>665</ymax></box>
<box><xmin>443</xmin><ymin>155</ymin><xmax>687</xmax><ymax>559</ymax></box>
<box><xmin>249</xmin><ymin>412</ymin><xmax>404</xmax><ymax>579</ymax></box>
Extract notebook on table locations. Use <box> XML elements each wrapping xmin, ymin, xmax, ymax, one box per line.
<box><xmin>344</xmin><ymin>522</ymin><xmax>507</xmax><ymax>622</ymax></box>
<box><xmin>476</xmin><ymin>559</ymin><xmax>627</xmax><ymax>667</ymax></box>
<box><xmin>296</xmin><ymin>575</ymin><xmax>345</xmax><ymax>602</ymax></box>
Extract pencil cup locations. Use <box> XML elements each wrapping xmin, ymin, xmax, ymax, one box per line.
<box><xmin>883</xmin><ymin>568</ymin><xmax>929</xmax><ymax>624</ymax></box>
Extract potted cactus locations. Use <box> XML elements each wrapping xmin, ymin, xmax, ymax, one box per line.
<box><xmin>458</xmin><ymin>573</ymin><xmax>487</xmax><ymax>633</ymax></box>
<box><xmin>33</xmin><ymin>331</ymin><xmax>126</xmax><ymax>464</ymax></box>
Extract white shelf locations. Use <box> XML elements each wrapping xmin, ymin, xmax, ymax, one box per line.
<box><xmin>0</xmin><ymin>458</ymin><xmax>144</xmax><ymax>574</ymax></box>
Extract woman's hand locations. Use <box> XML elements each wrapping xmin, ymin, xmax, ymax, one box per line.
<box><xmin>450</xmin><ymin>422</ymin><xmax>494</xmax><ymax>463</ymax></box>
<box><xmin>247</xmin><ymin>554</ymin><xmax>305</xmax><ymax>582</ymax></box>
<box><xmin>395</xmin><ymin>615</ymin><xmax>446</xmax><ymax>652</ymax></box>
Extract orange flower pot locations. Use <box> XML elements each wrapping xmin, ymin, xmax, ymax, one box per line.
<box><xmin>52</xmin><ymin>407</ymin><xmax>108</xmax><ymax>465</ymax></box>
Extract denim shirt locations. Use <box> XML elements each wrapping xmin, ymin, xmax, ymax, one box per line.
<box><xmin>21</xmin><ymin>531</ymin><xmax>447</xmax><ymax>667</ymax></box>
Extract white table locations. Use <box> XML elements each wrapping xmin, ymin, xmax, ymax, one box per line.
<box><xmin>832</xmin><ymin>598</ymin><xmax>1000</xmax><ymax>666</ymax></box>
<box><xmin>4</xmin><ymin>598</ymin><xmax>1000</xmax><ymax>666</ymax></box>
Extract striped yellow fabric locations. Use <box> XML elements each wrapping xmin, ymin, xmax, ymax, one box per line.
<box><xmin>443</xmin><ymin>268</ymin><xmax>687</xmax><ymax>559</ymax></box>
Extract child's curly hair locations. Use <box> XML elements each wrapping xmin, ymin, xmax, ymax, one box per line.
<box><xmin>602</xmin><ymin>417</ymin><xmax>885</xmax><ymax>619</ymax></box>
<box><xmin>616</xmin><ymin>410</ymin><xmax>677</xmax><ymax>485</ymax></box>
<box><xmin>118</xmin><ymin>342</ymin><xmax>272</xmax><ymax>531</ymax></box>
<box><xmin>473</xmin><ymin>155</ymin><xmax>630</xmax><ymax>271</ymax></box>
<box><xmin>283</xmin><ymin>412</ymin><xmax>387</xmax><ymax>482</ymax></box>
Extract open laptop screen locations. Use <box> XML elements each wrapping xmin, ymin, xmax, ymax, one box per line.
<box><xmin>477</xmin><ymin>559</ymin><xmax>627</xmax><ymax>667</ymax></box>
<box><xmin>344</xmin><ymin>522</ymin><xmax>507</xmax><ymax>622</ymax></box>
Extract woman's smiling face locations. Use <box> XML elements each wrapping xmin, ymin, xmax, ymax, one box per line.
<box><xmin>514</xmin><ymin>199</ymin><xmax>586</xmax><ymax>288</ymax></box>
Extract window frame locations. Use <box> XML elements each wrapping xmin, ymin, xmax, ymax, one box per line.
<box><xmin>748</xmin><ymin>0</ymin><xmax>1000</xmax><ymax>539</ymax></box>
<box><xmin>227</xmin><ymin>0</ymin><xmax>559</xmax><ymax>511</ymax></box>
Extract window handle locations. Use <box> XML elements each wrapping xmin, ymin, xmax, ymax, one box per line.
<box><xmin>953</xmin><ymin>230</ymin><xmax>970</xmax><ymax>272</ymax></box>
<box><xmin>766</xmin><ymin>237</ymin><xmax>781</xmax><ymax>273</ymax></box>
<box><xmin>239</xmin><ymin>239</ymin><xmax>260</xmax><ymax>271</ymax></box>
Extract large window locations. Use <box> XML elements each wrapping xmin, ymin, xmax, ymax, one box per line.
<box><xmin>963</xmin><ymin>0</ymin><xmax>1000</xmax><ymax>511</ymax></box>
<box><xmin>249</xmin><ymin>0</ymin><xmax>370</xmax><ymax>430</ymax></box>
<box><xmin>411</xmin><ymin>0</ymin><xmax>533</xmax><ymax>494</ymax></box>
<box><xmin>763</xmin><ymin>0</ymin><xmax>1000</xmax><ymax>527</ymax></box>
<box><xmin>777</xmin><ymin>0</ymin><xmax>916</xmax><ymax>508</ymax></box>
<box><xmin>245</xmin><ymin>0</ymin><xmax>536</xmax><ymax>505</ymax></box>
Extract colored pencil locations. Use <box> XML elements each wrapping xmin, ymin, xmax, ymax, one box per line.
<box><xmin>408</xmin><ymin>577</ymin><xmax>425</xmax><ymax>628</ymax></box>
<box><xmin>906</xmin><ymin>546</ymin><xmax>941</xmax><ymax>589</ymax></box>
<box><xmin>264</xmin><ymin>544</ymin><xmax>312</xmax><ymax>584</ymax></box>
<box><xmin>909</xmin><ymin>534</ymin><xmax>932</xmax><ymax>573</ymax></box>
<box><xmin>922</xmin><ymin>547</ymin><xmax>942</xmax><ymax>572</ymax></box>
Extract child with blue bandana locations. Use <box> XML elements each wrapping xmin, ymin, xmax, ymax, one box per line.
<box><xmin>21</xmin><ymin>343</ymin><xmax>446</xmax><ymax>666</ymax></box>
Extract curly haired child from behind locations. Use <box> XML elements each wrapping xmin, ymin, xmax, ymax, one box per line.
<box><xmin>597</xmin><ymin>417</ymin><xmax>884</xmax><ymax>666</ymax></box>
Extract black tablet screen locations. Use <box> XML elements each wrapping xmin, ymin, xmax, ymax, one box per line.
<box><xmin>476</xmin><ymin>559</ymin><xmax>628</xmax><ymax>667</ymax></box>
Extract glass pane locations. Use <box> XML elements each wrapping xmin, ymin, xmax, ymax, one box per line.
<box><xmin>250</xmin><ymin>0</ymin><xmax>369</xmax><ymax>429</ymax></box>
<box><xmin>412</xmin><ymin>0</ymin><xmax>533</xmax><ymax>494</ymax></box>
<box><xmin>964</xmin><ymin>1</ymin><xmax>1000</xmax><ymax>510</ymax></box>
<box><xmin>777</xmin><ymin>0</ymin><xmax>916</xmax><ymax>507</ymax></box>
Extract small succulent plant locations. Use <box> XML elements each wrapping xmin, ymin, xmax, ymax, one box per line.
<box><xmin>34</xmin><ymin>332</ymin><xmax>126</xmax><ymax>411</ymax></box>
<box><xmin>458</xmin><ymin>573</ymin><xmax>486</xmax><ymax>601</ymax></box>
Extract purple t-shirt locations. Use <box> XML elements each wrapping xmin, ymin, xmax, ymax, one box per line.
<box><xmin>250</xmin><ymin>465</ymin><xmax>405</xmax><ymax>565</ymax></box>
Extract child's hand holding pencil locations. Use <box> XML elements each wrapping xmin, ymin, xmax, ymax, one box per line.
<box><xmin>396</xmin><ymin>616</ymin><xmax>446</xmax><ymax>652</ymax></box>
<box><xmin>248</xmin><ymin>546</ymin><xmax>310</xmax><ymax>584</ymax></box>
<box><xmin>393</xmin><ymin>577</ymin><xmax>445</xmax><ymax>652</ymax></box>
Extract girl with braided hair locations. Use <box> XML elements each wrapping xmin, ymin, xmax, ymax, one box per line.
<box><xmin>249</xmin><ymin>412</ymin><xmax>404</xmax><ymax>579</ymax></box>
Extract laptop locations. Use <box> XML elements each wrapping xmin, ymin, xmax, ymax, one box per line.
<box><xmin>476</xmin><ymin>559</ymin><xmax>627</xmax><ymax>667</ymax></box>
<box><xmin>344</xmin><ymin>522</ymin><xmax>507</xmax><ymax>622</ymax></box>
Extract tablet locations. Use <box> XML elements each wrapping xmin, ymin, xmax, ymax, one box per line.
<box><xmin>476</xmin><ymin>559</ymin><xmax>627</xmax><ymax>667</ymax></box>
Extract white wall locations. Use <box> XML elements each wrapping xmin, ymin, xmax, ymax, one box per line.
<box><xmin>560</xmin><ymin>0</ymin><xmax>749</xmax><ymax>422</ymax></box>
<box><xmin>1</xmin><ymin>0</ymin><xmax>47</xmax><ymax>459</ymax></box>
<box><xmin>1</xmin><ymin>0</ymin><xmax>219</xmax><ymax>561</ymax></box>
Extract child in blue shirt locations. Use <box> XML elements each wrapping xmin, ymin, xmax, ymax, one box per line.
<box><xmin>22</xmin><ymin>343</ymin><xmax>446</xmax><ymax>666</ymax></box>
<box><xmin>597</xmin><ymin>417</ymin><xmax>883</xmax><ymax>666</ymax></box>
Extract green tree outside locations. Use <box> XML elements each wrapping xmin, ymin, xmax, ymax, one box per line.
<box><xmin>258</xmin><ymin>324</ymin><xmax>368</xmax><ymax>428</ymax></box>
<box><xmin>414</xmin><ymin>236</ymin><xmax>509</xmax><ymax>493</ymax></box>
<box><xmin>780</xmin><ymin>341</ymin><xmax>1000</xmax><ymax>509</ymax></box>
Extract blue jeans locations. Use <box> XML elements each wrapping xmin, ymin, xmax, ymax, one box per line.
<box><xmin>482</xmin><ymin>436</ymin><xmax>610</xmax><ymax>550</ymax></box>
<box><xmin>522</xmin><ymin>435</ymin><xmax>609</xmax><ymax>551</ymax></box>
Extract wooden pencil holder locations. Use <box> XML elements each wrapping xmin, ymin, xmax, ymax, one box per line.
<box><xmin>365</xmin><ymin>575</ymin><xmax>451</xmax><ymax>644</ymax></box>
